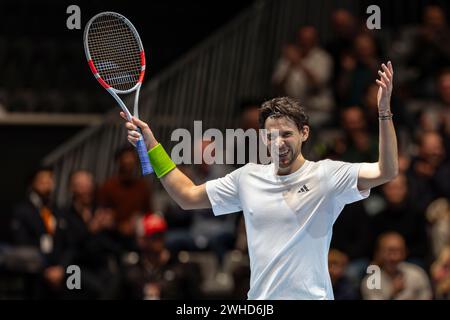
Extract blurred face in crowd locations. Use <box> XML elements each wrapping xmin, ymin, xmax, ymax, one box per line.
<box><xmin>328</xmin><ymin>249</ymin><xmax>349</xmax><ymax>284</ymax></box>
<box><xmin>375</xmin><ymin>233</ymin><xmax>407</xmax><ymax>275</ymax></box>
<box><xmin>331</xmin><ymin>9</ymin><xmax>356</xmax><ymax>38</ymax></box>
<box><xmin>241</xmin><ymin>105</ymin><xmax>260</xmax><ymax>131</ymax></box>
<box><xmin>32</xmin><ymin>169</ymin><xmax>54</xmax><ymax>200</ymax></box>
<box><xmin>138</xmin><ymin>234</ymin><xmax>165</xmax><ymax>255</ymax></box>
<box><xmin>419</xmin><ymin>132</ymin><xmax>445</xmax><ymax>166</ymax></box>
<box><xmin>424</xmin><ymin>6</ymin><xmax>446</xmax><ymax>31</ymax></box>
<box><xmin>118</xmin><ymin>149</ymin><xmax>138</xmax><ymax>176</ymax></box>
<box><xmin>354</xmin><ymin>33</ymin><xmax>377</xmax><ymax>61</ymax></box>
<box><xmin>341</xmin><ymin>106</ymin><xmax>367</xmax><ymax>132</ymax></box>
<box><xmin>438</xmin><ymin>72</ymin><xmax>450</xmax><ymax>105</ymax></box>
<box><xmin>264</xmin><ymin>116</ymin><xmax>308</xmax><ymax>173</ymax></box>
<box><xmin>70</xmin><ymin>171</ymin><xmax>94</xmax><ymax>207</ymax></box>
<box><xmin>297</xmin><ymin>26</ymin><xmax>318</xmax><ymax>54</ymax></box>
<box><xmin>382</xmin><ymin>174</ymin><xmax>408</xmax><ymax>205</ymax></box>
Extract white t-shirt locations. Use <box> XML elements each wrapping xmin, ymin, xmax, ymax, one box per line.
<box><xmin>205</xmin><ymin>159</ymin><xmax>370</xmax><ymax>300</ymax></box>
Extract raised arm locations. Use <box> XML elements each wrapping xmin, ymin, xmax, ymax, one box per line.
<box><xmin>121</xmin><ymin>112</ymin><xmax>211</xmax><ymax>210</ymax></box>
<box><xmin>357</xmin><ymin>61</ymin><xmax>399</xmax><ymax>191</ymax></box>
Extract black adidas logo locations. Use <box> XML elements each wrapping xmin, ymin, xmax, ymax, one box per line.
<box><xmin>298</xmin><ymin>184</ymin><xmax>310</xmax><ymax>193</ymax></box>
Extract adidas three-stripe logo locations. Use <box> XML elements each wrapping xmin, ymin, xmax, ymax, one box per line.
<box><xmin>298</xmin><ymin>184</ymin><xmax>310</xmax><ymax>193</ymax></box>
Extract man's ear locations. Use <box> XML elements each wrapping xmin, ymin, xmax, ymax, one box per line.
<box><xmin>301</xmin><ymin>126</ymin><xmax>310</xmax><ymax>142</ymax></box>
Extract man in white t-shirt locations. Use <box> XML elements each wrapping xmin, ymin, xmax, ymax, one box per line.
<box><xmin>122</xmin><ymin>62</ymin><xmax>398</xmax><ymax>299</ymax></box>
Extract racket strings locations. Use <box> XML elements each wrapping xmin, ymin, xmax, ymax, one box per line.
<box><xmin>87</xmin><ymin>14</ymin><xmax>142</xmax><ymax>91</ymax></box>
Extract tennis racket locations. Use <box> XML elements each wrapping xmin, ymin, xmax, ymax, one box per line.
<box><xmin>83</xmin><ymin>12</ymin><xmax>153</xmax><ymax>175</ymax></box>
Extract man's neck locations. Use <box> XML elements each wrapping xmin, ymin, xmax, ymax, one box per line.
<box><xmin>276</xmin><ymin>155</ymin><xmax>306</xmax><ymax>176</ymax></box>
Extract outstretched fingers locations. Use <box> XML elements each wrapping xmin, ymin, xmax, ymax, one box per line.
<box><xmin>388</xmin><ymin>61</ymin><xmax>394</xmax><ymax>75</ymax></box>
<box><xmin>376</xmin><ymin>79</ymin><xmax>387</xmax><ymax>89</ymax></box>
<box><xmin>378</xmin><ymin>69</ymin><xmax>390</xmax><ymax>85</ymax></box>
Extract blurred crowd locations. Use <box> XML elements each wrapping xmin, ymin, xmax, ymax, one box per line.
<box><xmin>271</xmin><ymin>5</ymin><xmax>450</xmax><ymax>300</ymax></box>
<box><xmin>1</xmin><ymin>5</ymin><xmax>450</xmax><ymax>299</ymax></box>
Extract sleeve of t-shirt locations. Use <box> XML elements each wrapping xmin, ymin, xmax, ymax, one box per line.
<box><xmin>205</xmin><ymin>166</ymin><xmax>245</xmax><ymax>216</ymax></box>
<box><xmin>322</xmin><ymin>159</ymin><xmax>371</xmax><ymax>205</ymax></box>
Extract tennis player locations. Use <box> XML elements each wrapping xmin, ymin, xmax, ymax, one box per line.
<box><xmin>121</xmin><ymin>61</ymin><xmax>398</xmax><ymax>299</ymax></box>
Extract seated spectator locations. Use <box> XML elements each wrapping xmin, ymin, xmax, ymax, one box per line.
<box><xmin>426</xmin><ymin>198</ymin><xmax>450</xmax><ymax>259</ymax></box>
<box><xmin>165</xmin><ymin>140</ymin><xmax>237</xmax><ymax>266</ymax></box>
<box><xmin>272</xmin><ymin>26</ymin><xmax>334</xmax><ymax>127</ymax></box>
<box><xmin>339</xmin><ymin>106</ymin><xmax>378</xmax><ymax>163</ymax></box>
<box><xmin>372</xmin><ymin>174</ymin><xmax>428</xmax><ymax>266</ymax></box>
<box><xmin>430</xmin><ymin>245</ymin><xmax>450</xmax><ymax>299</ymax></box>
<box><xmin>98</xmin><ymin>147</ymin><xmax>153</xmax><ymax>238</ymax></box>
<box><xmin>418</xmin><ymin>69</ymin><xmax>450</xmax><ymax>148</ymax></box>
<box><xmin>328</xmin><ymin>249</ymin><xmax>358</xmax><ymax>300</ymax></box>
<box><xmin>408</xmin><ymin>131</ymin><xmax>450</xmax><ymax>213</ymax></box>
<box><xmin>332</xmin><ymin>200</ymin><xmax>373</xmax><ymax>291</ymax></box>
<box><xmin>326</xmin><ymin>9</ymin><xmax>358</xmax><ymax>85</ymax></box>
<box><xmin>361</xmin><ymin>232</ymin><xmax>432</xmax><ymax>300</ymax></box>
<box><xmin>336</xmin><ymin>32</ymin><xmax>381</xmax><ymax>107</ymax></box>
<box><xmin>123</xmin><ymin>213</ymin><xmax>202</xmax><ymax>299</ymax></box>
<box><xmin>406</xmin><ymin>5</ymin><xmax>450</xmax><ymax>98</ymax></box>
<box><xmin>10</xmin><ymin>167</ymin><xmax>68</xmax><ymax>298</ymax></box>
<box><xmin>63</xmin><ymin>169</ymin><xmax>122</xmax><ymax>299</ymax></box>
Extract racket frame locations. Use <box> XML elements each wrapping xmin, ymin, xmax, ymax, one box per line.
<box><xmin>83</xmin><ymin>12</ymin><xmax>153</xmax><ymax>175</ymax></box>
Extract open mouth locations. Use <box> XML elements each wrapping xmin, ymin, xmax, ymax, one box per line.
<box><xmin>279</xmin><ymin>149</ymin><xmax>289</xmax><ymax>157</ymax></box>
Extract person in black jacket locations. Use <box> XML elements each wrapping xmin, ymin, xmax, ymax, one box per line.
<box><xmin>10</xmin><ymin>167</ymin><xmax>68</xmax><ymax>298</ymax></box>
<box><xmin>372</xmin><ymin>173</ymin><xmax>429</xmax><ymax>266</ymax></box>
<box><xmin>63</xmin><ymin>169</ymin><xmax>126</xmax><ymax>299</ymax></box>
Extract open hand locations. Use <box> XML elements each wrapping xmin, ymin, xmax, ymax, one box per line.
<box><xmin>376</xmin><ymin>61</ymin><xmax>394</xmax><ymax>113</ymax></box>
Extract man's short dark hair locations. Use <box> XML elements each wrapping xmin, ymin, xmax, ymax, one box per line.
<box><xmin>27</xmin><ymin>166</ymin><xmax>53</xmax><ymax>186</ymax></box>
<box><xmin>259</xmin><ymin>97</ymin><xmax>309</xmax><ymax>131</ymax></box>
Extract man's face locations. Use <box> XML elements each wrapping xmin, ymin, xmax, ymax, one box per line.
<box><xmin>264</xmin><ymin>116</ymin><xmax>307</xmax><ymax>169</ymax></box>
<box><xmin>32</xmin><ymin>170</ymin><xmax>54</xmax><ymax>199</ymax></box>
<box><xmin>119</xmin><ymin>150</ymin><xmax>138</xmax><ymax>176</ymax></box>
<box><xmin>328</xmin><ymin>250</ymin><xmax>348</xmax><ymax>283</ymax></box>
<box><xmin>297</xmin><ymin>27</ymin><xmax>317</xmax><ymax>52</ymax></box>
<box><xmin>341</xmin><ymin>106</ymin><xmax>366</xmax><ymax>132</ymax></box>
<box><xmin>70</xmin><ymin>171</ymin><xmax>94</xmax><ymax>206</ymax></box>
<box><xmin>420</xmin><ymin>132</ymin><xmax>445</xmax><ymax>165</ymax></box>
<box><xmin>377</xmin><ymin>235</ymin><xmax>406</xmax><ymax>273</ymax></box>
<box><xmin>382</xmin><ymin>174</ymin><xmax>408</xmax><ymax>205</ymax></box>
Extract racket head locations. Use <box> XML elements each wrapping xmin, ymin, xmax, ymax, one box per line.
<box><xmin>83</xmin><ymin>12</ymin><xmax>146</xmax><ymax>94</ymax></box>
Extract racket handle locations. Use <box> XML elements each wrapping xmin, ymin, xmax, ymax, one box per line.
<box><xmin>136</xmin><ymin>134</ymin><xmax>154</xmax><ymax>176</ymax></box>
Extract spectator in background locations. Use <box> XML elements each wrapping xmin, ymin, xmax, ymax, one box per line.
<box><xmin>10</xmin><ymin>167</ymin><xmax>68</xmax><ymax>298</ymax></box>
<box><xmin>408</xmin><ymin>131</ymin><xmax>450</xmax><ymax>213</ymax></box>
<box><xmin>63</xmin><ymin>170</ymin><xmax>122</xmax><ymax>299</ymax></box>
<box><xmin>407</xmin><ymin>5</ymin><xmax>450</xmax><ymax>98</ymax></box>
<box><xmin>361</xmin><ymin>232</ymin><xmax>432</xmax><ymax>300</ymax></box>
<box><xmin>272</xmin><ymin>26</ymin><xmax>334</xmax><ymax>127</ymax></box>
<box><xmin>231</xmin><ymin>100</ymin><xmax>263</xmax><ymax>166</ymax></box>
<box><xmin>372</xmin><ymin>174</ymin><xmax>428</xmax><ymax>266</ymax></box>
<box><xmin>328</xmin><ymin>249</ymin><xmax>358</xmax><ymax>300</ymax></box>
<box><xmin>98</xmin><ymin>147</ymin><xmax>153</xmax><ymax>238</ymax></box>
<box><xmin>337</xmin><ymin>32</ymin><xmax>381</xmax><ymax>107</ymax></box>
<box><xmin>431</xmin><ymin>245</ymin><xmax>450</xmax><ymax>299</ymax></box>
<box><xmin>326</xmin><ymin>9</ymin><xmax>358</xmax><ymax>101</ymax></box>
<box><xmin>332</xmin><ymin>200</ymin><xmax>373</xmax><ymax>292</ymax></box>
<box><xmin>419</xmin><ymin>69</ymin><xmax>450</xmax><ymax>147</ymax></box>
<box><xmin>426</xmin><ymin>198</ymin><xmax>450</xmax><ymax>260</ymax></box>
<box><xmin>123</xmin><ymin>213</ymin><xmax>202</xmax><ymax>299</ymax></box>
<box><xmin>339</xmin><ymin>106</ymin><xmax>378</xmax><ymax>163</ymax></box>
<box><xmin>165</xmin><ymin>140</ymin><xmax>237</xmax><ymax>266</ymax></box>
